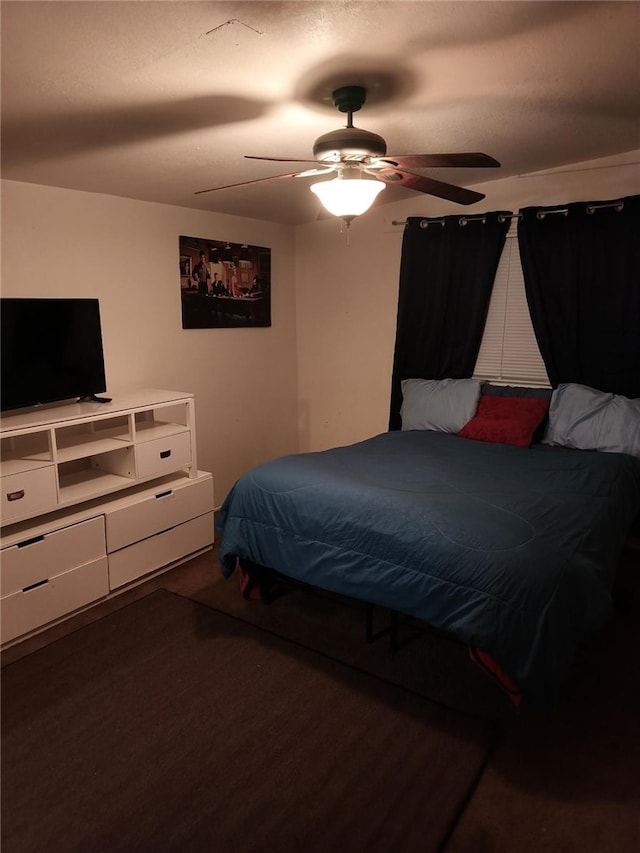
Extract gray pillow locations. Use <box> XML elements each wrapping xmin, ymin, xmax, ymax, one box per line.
<box><xmin>400</xmin><ymin>378</ymin><xmax>481</xmax><ymax>432</ymax></box>
<box><xmin>545</xmin><ymin>383</ymin><xmax>640</xmax><ymax>456</ymax></box>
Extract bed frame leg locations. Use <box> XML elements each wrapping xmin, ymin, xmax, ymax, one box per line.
<box><xmin>365</xmin><ymin>604</ymin><xmax>400</xmax><ymax>651</ymax></box>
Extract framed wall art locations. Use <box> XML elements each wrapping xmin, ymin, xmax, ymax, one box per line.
<box><xmin>178</xmin><ymin>235</ymin><xmax>271</xmax><ymax>329</ymax></box>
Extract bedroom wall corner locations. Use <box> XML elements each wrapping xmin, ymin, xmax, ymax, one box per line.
<box><xmin>294</xmin><ymin>215</ymin><xmax>402</xmax><ymax>452</ymax></box>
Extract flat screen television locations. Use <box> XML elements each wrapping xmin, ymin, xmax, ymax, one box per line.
<box><xmin>1</xmin><ymin>298</ymin><xmax>108</xmax><ymax>412</ymax></box>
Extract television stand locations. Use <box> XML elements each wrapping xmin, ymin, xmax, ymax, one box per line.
<box><xmin>0</xmin><ymin>388</ymin><xmax>214</xmax><ymax>646</ymax></box>
<box><xmin>77</xmin><ymin>394</ymin><xmax>113</xmax><ymax>403</ymax></box>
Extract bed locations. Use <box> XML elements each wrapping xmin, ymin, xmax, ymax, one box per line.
<box><xmin>217</xmin><ymin>381</ymin><xmax>640</xmax><ymax>710</ymax></box>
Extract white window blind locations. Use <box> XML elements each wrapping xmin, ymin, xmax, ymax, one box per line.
<box><xmin>474</xmin><ymin>233</ymin><xmax>550</xmax><ymax>387</ymax></box>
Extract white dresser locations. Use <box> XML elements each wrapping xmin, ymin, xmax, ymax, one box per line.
<box><xmin>0</xmin><ymin>389</ymin><xmax>214</xmax><ymax>645</ymax></box>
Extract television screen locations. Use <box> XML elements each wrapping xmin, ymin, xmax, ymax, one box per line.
<box><xmin>1</xmin><ymin>298</ymin><xmax>107</xmax><ymax>412</ymax></box>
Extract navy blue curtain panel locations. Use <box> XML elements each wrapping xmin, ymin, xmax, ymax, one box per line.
<box><xmin>518</xmin><ymin>194</ymin><xmax>640</xmax><ymax>398</ymax></box>
<box><xmin>389</xmin><ymin>212</ymin><xmax>511</xmax><ymax>430</ymax></box>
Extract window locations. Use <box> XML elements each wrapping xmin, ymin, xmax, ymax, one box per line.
<box><xmin>474</xmin><ymin>232</ymin><xmax>549</xmax><ymax>387</ymax></box>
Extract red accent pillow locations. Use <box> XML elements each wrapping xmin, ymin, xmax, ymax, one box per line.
<box><xmin>457</xmin><ymin>395</ymin><xmax>550</xmax><ymax>448</ymax></box>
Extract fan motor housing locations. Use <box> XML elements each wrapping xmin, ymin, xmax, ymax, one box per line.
<box><xmin>313</xmin><ymin>127</ymin><xmax>387</xmax><ymax>162</ymax></box>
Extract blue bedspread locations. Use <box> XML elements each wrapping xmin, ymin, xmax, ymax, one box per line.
<box><xmin>217</xmin><ymin>431</ymin><xmax>640</xmax><ymax>708</ymax></box>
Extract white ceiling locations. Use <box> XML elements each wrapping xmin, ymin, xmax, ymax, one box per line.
<box><xmin>2</xmin><ymin>1</ymin><xmax>639</xmax><ymax>225</ymax></box>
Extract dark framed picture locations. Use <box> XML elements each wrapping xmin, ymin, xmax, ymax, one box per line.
<box><xmin>178</xmin><ymin>235</ymin><xmax>271</xmax><ymax>329</ymax></box>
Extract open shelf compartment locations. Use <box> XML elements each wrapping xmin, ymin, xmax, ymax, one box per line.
<box><xmin>1</xmin><ymin>431</ymin><xmax>53</xmax><ymax>476</ymax></box>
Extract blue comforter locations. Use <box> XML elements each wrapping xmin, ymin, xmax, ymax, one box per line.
<box><xmin>218</xmin><ymin>431</ymin><xmax>640</xmax><ymax>708</ymax></box>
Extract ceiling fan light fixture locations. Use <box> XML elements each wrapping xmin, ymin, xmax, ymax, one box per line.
<box><xmin>195</xmin><ymin>83</ymin><xmax>500</xmax><ymax>213</ymax></box>
<box><xmin>310</xmin><ymin>171</ymin><xmax>385</xmax><ymax>220</ymax></box>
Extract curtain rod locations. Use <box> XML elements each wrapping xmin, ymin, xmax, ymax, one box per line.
<box><xmin>392</xmin><ymin>199</ymin><xmax>625</xmax><ymax>228</ymax></box>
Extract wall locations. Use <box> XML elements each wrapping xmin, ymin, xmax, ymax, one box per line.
<box><xmin>294</xmin><ymin>150</ymin><xmax>640</xmax><ymax>452</ymax></box>
<box><xmin>0</xmin><ymin>181</ymin><xmax>299</xmax><ymax>504</ymax></box>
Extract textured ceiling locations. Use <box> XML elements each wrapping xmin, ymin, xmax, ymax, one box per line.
<box><xmin>2</xmin><ymin>1</ymin><xmax>639</xmax><ymax>224</ymax></box>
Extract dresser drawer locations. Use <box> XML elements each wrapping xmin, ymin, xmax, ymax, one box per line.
<box><xmin>108</xmin><ymin>511</ymin><xmax>213</xmax><ymax>590</ymax></box>
<box><xmin>136</xmin><ymin>431</ymin><xmax>192</xmax><ymax>480</ymax></box>
<box><xmin>105</xmin><ymin>474</ymin><xmax>213</xmax><ymax>552</ymax></box>
<box><xmin>1</xmin><ymin>515</ymin><xmax>106</xmax><ymax>597</ymax></box>
<box><xmin>1</xmin><ymin>466</ymin><xmax>58</xmax><ymax>526</ymax></box>
<box><xmin>1</xmin><ymin>556</ymin><xmax>109</xmax><ymax>644</ymax></box>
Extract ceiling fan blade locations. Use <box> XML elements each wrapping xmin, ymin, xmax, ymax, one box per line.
<box><xmin>296</xmin><ymin>166</ymin><xmax>337</xmax><ymax>178</ymax></box>
<box><xmin>378</xmin><ymin>153</ymin><xmax>500</xmax><ymax>169</ymax></box>
<box><xmin>245</xmin><ymin>155</ymin><xmax>320</xmax><ymax>164</ymax></box>
<box><xmin>376</xmin><ymin>168</ymin><xmax>485</xmax><ymax>205</ymax></box>
<box><xmin>195</xmin><ymin>165</ymin><xmax>335</xmax><ymax>196</ymax></box>
<box><xmin>194</xmin><ymin>171</ymin><xmax>308</xmax><ymax>195</ymax></box>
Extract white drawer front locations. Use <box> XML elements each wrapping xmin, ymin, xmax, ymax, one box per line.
<box><xmin>136</xmin><ymin>432</ymin><xmax>192</xmax><ymax>480</ymax></box>
<box><xmin>1</xmin><ymin>467</ymin><xmax>58</xmax><ymax>525</ymax></box>
<box><xmin>108</xmin><ymin>512</ymin><xmax>213</xmax><ymax>590</ymax></box>
<box><xmin>1</xmin><ymin>556</ymin><xmax>109</xmax><ymax>644</ymax></box>
<box><xmin>105</xmin><ymin>475</ymin><xmax>213</xmax><ymax>552</ymax></box>
<box><xmin>1</xmin><ymin>516</ymin><xmax>106</xmax><ymax>597</ymax></box>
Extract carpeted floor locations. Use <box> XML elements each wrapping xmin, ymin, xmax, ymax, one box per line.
<box><xmin>2</xmin><ymin>589</ymin><xmax>492</xmax><ymax>853</ymax></box>
<box><xmin>3</xmin><ymin>536</ymin><xmax>640</xmax><ymax>852</ymax></box>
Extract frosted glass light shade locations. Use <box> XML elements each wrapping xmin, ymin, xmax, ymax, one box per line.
<box><xmin>310</xmin><ymin>174</ymin><xmax>385</xmax><ymax>218</ymax></box>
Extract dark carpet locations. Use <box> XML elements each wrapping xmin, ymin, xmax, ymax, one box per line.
<box><xmin>173</xmin><ymin>558</ymin><xmax>518</xmax><ymax>723</ymax></box>
<box><xmin>1</xmin><ymin>589</ymin><xmax>494</xmax><ymax>853</ymax></box>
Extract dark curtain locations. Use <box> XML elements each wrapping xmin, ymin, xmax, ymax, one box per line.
<box><xmin>389</xmin><ymin>212</ymin><xmax>511</xmax><ymax>430</ymax></box>
<box><xmin>518</xmin><ymin>194</ymin><xmax>640</xmax><ymax>398</ymax></box>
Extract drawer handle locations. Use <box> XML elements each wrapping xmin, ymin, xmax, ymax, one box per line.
<box><xmin>7</xmin><ymin>489</ymin><xmax>25</xmax><ymax>502</ymax></box>
<box><xmin>23</xmin><ymin>578</ymin><xmax>49</xmax><ymax>593</ymax></box>
<box><xmin>17</xmin><ymin>535</ymin><xmax>45</xmax><ymax>548</ymax></box>
<box><xmin>160</xmin><ymin>450</ymin><xmax>172</xmax><ymax>459</ymax></box>
<box><xmin>155</xmin><ymin>489</ymin><xmax>173</xmax><ymax>499</ymax></box>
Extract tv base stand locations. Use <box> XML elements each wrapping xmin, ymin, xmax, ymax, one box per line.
<box><xmin>77</xmin><ymin>394</ymin><xmax>113</xmax><ymax>404</ymax></box>
<box><xmin>0</xmin><ymin>388</ymin><xmax>214</xmax><ymax>647</ymax></box>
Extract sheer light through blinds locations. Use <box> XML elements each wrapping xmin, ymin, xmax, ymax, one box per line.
<box><xmin>474</xmin><ymin>234</ymin><xmax>550</xmax><ymax>387</ymax></box>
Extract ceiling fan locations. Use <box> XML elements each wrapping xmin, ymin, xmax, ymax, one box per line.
<box><xmin>195</xmin><ymin>85</ymin><xmax>500</xmax><ymax>217</ymax></box>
